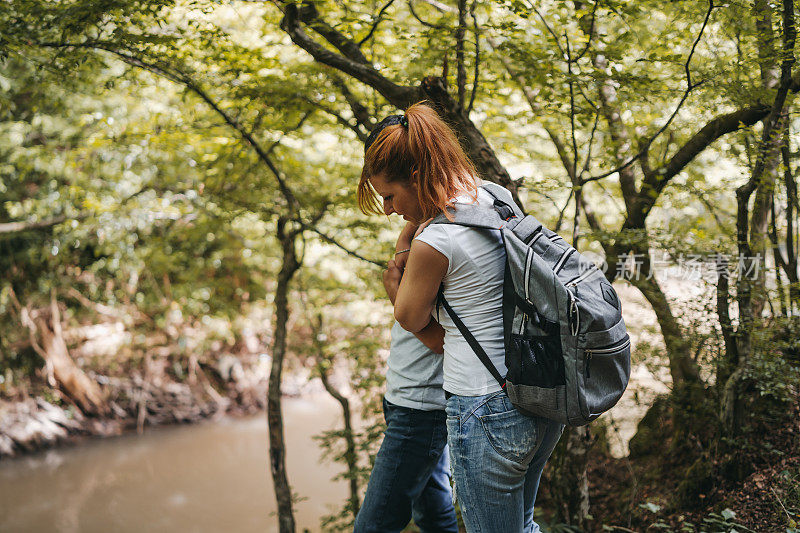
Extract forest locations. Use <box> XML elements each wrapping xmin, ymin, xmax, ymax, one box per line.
<box><xmin>1</xmin><ymin>0</ymin><xmax>799</xmax><ymax>531</ymax></box>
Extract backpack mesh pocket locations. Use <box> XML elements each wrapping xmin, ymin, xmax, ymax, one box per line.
<box><xmin>507</xmin><ymin>333</ymin><xmax>565</xmax><ymax>389</ymax></box>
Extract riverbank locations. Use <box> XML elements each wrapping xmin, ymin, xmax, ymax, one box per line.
<box><xmin>0</xmin><ymin>351</ymin><xmax>275</xmax><ymax>459</ymax></box>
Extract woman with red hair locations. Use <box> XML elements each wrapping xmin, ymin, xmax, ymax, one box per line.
<box><xmin>358</xmin><ymin>102</ymin><xmax>564</xmax><ymax>532</ymax></box>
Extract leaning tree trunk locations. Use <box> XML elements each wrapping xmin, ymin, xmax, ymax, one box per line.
<box><xmin>318</xmin><ymin>365</ymin><xmax>360</xmax><ymax>518</ymax></box>
<box><xmin>267</xmin><ymin>219</ymin><xmax>302</xmax><ymax>533</ymax></box>
<box><xmin>21</xmin><ymin>293</ymin><xmax>106</xmax><ymax>415</ymax></box>
<box><xmin>631</xmin><ymin>264</ymin><xmax>701</xmax><ymax>385</ymax></box>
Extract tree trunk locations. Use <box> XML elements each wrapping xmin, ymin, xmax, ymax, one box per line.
<box><xmin>267</xmin><ymin>219</ymin><xmax>302</xmax><ymax>533</ymax></box>
<box><xmin>724</xmin><ymin>118</ymin><xmax>784</xmax><ymax>435</ymax></box>
<box><xmin>721</xmin><ymin>0</ymin><xmax>795</xmax><ymax>436</ymax></box>
<box><xmin>24</xmin><ymin>294</ymin><xmax>106</xmax><ymax>415</ymax></box>
<box><xmin>318</xmin><ymin>365</ymin><xmax>360</xmax><ymax>517</ymax></box>
<box><xmin>715</xmin><ymin>256</ymin><xmax>738</xmax><ymax>394</ymax></box>
<box><xmin>591</xmin><ymin>47</ymin><xmax>701</xmax><ymax>388</ymax></box>
<box><xmin>547</xmin><ymin>426</ymin><xmax>591</xmax><ymax>530</ymax></box>
<box><xmin>632</xmin><ymin>269</ymin><xmax>700</xmax><ymax>385</ymax></box>
<box><xmin>780</xmin><ymin>127</ymin><xmax>800</xmax><ymax>310</ymax></box>
<box><xmin>748</xmin><ymin>114</ymin><xmax>785</xmax><ymax>320</ymax></box>
<box><xmin>312</xmin><ymin>314</ymin><xmax>361</xmax><ymax>519</ymax></box>
<box><xmin>417</xmin><ymin>76</ymin><xmax>520</xmax><ymax>203</ymax></box>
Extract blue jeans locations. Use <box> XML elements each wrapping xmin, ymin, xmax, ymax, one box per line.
<box><xmin>354</xmin><ymin>399</ymin><xmax>458</xmax><ymax>533</ymax></box>
<box><xmin>446</xmin><ymin>391</ymin><xmax>564</xmax><ymax>533</ymax></box>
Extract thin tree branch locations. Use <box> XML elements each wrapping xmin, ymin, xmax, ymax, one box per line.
<box><xmin>0</xmin><ymin>215</ymin><xmax>70</xmax><ymax>234</ymax></box>
<box><xmin>580</xmin><ymin>109</ymin><xmax>601</xmax><ymax>176</ymax></box>
<box><xmin>486</xmin><ymin>34</ymin><xmax>577</xmax><ymax>185</ymax></box>
<box><xmin>529</xmin><ymin>3</ymin><xmax>567</xmax><ymax>59</ymax></box>
<box><xmin>407</xmin><ymin>0</ymin><xmax>447</xmax><ymax>29</ymax></box>
<box><xmin>467</xmin><ymin>0</ymin><xmax>480</xmax><ymax>115</ymax></box>
<box><xmin>566</xmin><ymin>32</ymin><xmax>579</xmax><ymax>181</ymax></box>
<box><xmin>39</xmin><ymin>42</ymin><xmax>302</xmax><ymax>213</ymax></box>
<box><xmin>421</xmin><ymin>0</ymin><xmax>457</xmax><ymax>13</ymax></box>
<box><xmin>546</xmin><ymin>127</ymin><xmax>576</xmax><ymax>181</ymax></box>
<box><xmin>583</xmin><ymin>0</ymin><xmax>715</xmax><ymax>184</ymax></box>
<box><xmin>301</xmin><ymin>224</ymin><xmax>386</xmax><ymax>267</ymax></box>
<box><xmin>687</xmin><ymin>183</ymin><xmax>733</xmax><ymax>231</ymax></box>
<box><xmin>301</xmin><ymin>96</ymin><xmax>369</xmax><ymax>142</ymax></box>
<box><xmin>573</xmin><ymin>0</ymin><xmax>599</xmax><ymax>62</ymax></box>
<box><xmin>554</xmin><ymin>188</ymin><xmax>575</xmax><ymax>232</ymax></box>
<box><xmin>267</xmin><ymin>111</ymin><xmax>314</xmax><ymax>156</ymax></box>
<box><xmin>593</xmin><ymin>179</ymin><xmax>627</xmax><ymax>216</ymax></box>
<box><xmin>328</xmin><ymin>75</ymin><xmax>376</xmax><ymax>130</ymax></box>
<box><xmin>280</xmin><ymin>3</ymin><xmax>415</xmax><ymax>107</ymax></box>
<box><xmin>358</xmin><ymin>0</ymin><xmax>397</xmax><ymax>47</ymax></box>
<box><xmin>455</xmin><ymin>0</ymin><xmax>468</xmax><ymax>108</ymax></box>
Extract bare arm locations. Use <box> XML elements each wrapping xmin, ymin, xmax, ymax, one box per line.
<box><xmin>391</xmin><ymin>240</ymin><xmax>448</xmax><ymax>333</ymax></box>
<box><xmin>383</xmin><ymin>252</ymin><xmax>445</xmax><ymax>354</ymax></box>
<box><xmin>408</xmin><ymin>320</ymin><xmax>445</xmax><ymax>354</ymax></box>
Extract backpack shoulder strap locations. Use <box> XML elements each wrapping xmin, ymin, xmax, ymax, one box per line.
<box><xmin>480</xmin><ymin>182</ymin><xmax>524</xmax><ymax>218</ymax></box>
<box><xmin>429</xmin><ymin>185</ymin><xmax>517</xmax><ymax>229</ymax></box>
<box><xmin>429</xmin><ymin>205</ymin><xmax>505</xmax><ymax>229</ymax></box>
<box><xmin>437</xmin><ymin>288</ymin><xmax>506</xmax><ymax>389</ymax></box>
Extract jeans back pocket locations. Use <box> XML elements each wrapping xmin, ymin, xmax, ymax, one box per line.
<box><xmin>476</xmin><ymin>407</ymin><xmax>539</xmax><ymax>464</ymax></box>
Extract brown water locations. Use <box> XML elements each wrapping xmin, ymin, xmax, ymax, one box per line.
<box><xmin>0</xmin><ymin>395</ymin><xmax>347</xmax><ymax>533</ymax></box>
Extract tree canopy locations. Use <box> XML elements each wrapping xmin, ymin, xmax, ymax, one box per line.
<box><xmin>2</xmin><ymin>0</ymin><xmax>800</xmax><ymax>530</ymax></box>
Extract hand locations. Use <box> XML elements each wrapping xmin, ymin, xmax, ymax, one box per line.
<box><xmin>413</xmin><ymin>218</ymin><xmax>434</xmax><ymax>239</ymax></box>
<box><xmin>396</xmin><ymin>221</ymin><xmax>418</xmax><ymax>250</ymax></box>
<box><xmin>394</xmin><ymin>221</ymin><xmax>418</xmax><ymax>271</ymax></box>
<box><xmin>382</xmin><ymin>259</ymin><xmax>403</xmax><ymax>305</ymax></box>
<box><xmin>394</xmin><ymin>247</ymin><xmax>410</xmax><ymax>270</ymax></box>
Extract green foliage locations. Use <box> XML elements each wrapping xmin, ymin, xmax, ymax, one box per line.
<box><xmin>2</xmin><ymin>0</ymin><xmax>800</xmax><ymax>529</ymax></box>
<box><xmin>747</xmin><ymin>317</ymin><xmax>800</xmax><ymax>403</ymax></box>
<box><xmin>774</xmin><ymin>467</ymin><xmax>800</xmax><ymax>531</ymax></box>
<box><xmin>650</xmin><ymin>508</ymin><xmax>757</xmax><ymax>533</ymax></box>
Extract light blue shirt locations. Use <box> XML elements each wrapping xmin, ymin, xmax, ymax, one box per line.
<box><xmin>384</xmin><ymin>322</ymin><xmax>446</xmax><ymax>411</ymax></box>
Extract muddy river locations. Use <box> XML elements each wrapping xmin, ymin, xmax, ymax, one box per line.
<box><xmin>0</xmin><ymin>396</ymin><xmax>347</xmax><ymax>533</ymax></box>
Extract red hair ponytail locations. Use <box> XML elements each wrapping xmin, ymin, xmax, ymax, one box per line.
<box><xmin>358</xmin><ymin>102</ymin><xmax>478</xmax><ymax>219</ymax></box>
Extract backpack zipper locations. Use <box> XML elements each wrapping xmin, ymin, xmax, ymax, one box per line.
<box><xmin>568</xmin><ymin>291</ymin><xmax>580</xmax><ymax>336</ymax></box>
<box><xmin>566</xmin><ymin>266</ymin><xmax>598</xmax><ymax>287</ymax></box>
<box><xmin>554</xmin><ymin>248</ymin><xmax>575</xmax><ymax>274</ymax></box>
<box><xmin>524</xmin><ymin>249</ymin><xmax>533</xmax><ymax>303</ymax></box>
<box><xmin>584</xmin><ymin>337</ymin><xmax>631</xmax><ymax>379</ymax></box>
<box><xmin>524</xmin><ymin>228</ymin><xmax>543</xmax><ymax>245</ymax></box>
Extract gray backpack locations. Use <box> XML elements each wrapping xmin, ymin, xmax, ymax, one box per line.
<box><xmin>432</xmin><ymin>183</ymin><xmax>630</xmax><ymax>426</ymax></box>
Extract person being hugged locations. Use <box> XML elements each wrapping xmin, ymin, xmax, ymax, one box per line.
<box><xmin>353</xmin><ymin>113</ymin><xmax>458</xmax><ymax>533</ymax></box>
<box><xmin>358</xmin><ymin>102</ymin><xmax>564</xmax><ymax>533</ymax></box>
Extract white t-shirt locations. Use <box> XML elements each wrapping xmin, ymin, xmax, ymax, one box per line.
<box><xmin>414</xmin><ymin>187</ymin><xmax>507</xmax><ymax>396</ymax></box>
